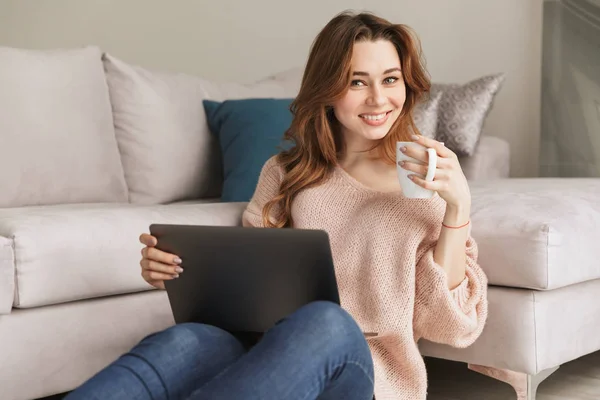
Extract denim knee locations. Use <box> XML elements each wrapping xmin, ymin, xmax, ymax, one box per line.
<box><xmin>135</xmin><ymin>323</ymin><xmax>246</xmax><ymax>363</ymax></box>
<box><xmin>295</xmin><ymin>301</ymin><xmax>360</xmax><ymax>334</ymax></box>
<box><xmin>294</xmin><ymin>301</ymin><xmax>372</xmax><ymax>358</ymax></box>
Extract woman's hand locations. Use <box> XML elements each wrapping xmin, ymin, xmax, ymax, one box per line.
<box><xmin>139</xmin><ymin>233</ymin><xmax>183</xmax><ymax>290</ymax></box>
<box><xmin>398</xmin><ymin>134</ymin><xmax>471</xmax><ymax>210</ymax></box>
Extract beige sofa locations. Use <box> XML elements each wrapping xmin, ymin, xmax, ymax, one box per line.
<box><xmin>1</xmin><ymin>46</ymin><xmax>599</xmax><ymax>400</ymax></box>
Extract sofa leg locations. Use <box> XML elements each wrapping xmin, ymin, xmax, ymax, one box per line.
<box><xmin>468</xmin><ymin>364</ymin><xmax>559</xmax><ymax>400</ymax></box>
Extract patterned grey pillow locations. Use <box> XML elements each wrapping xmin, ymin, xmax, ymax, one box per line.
<box><xmin>431</xmin><ymin>74</ymin><xmax>505</xmax><ymax>156</ymax></box>
<box><xmin>412</xmin><ymin>90</ymin><xmax>442</xmax><ymax>139</ymax></box>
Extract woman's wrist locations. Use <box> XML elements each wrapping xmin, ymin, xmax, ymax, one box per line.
<box><xmin>443</xmin><ymin>203</ymin><xmax>471</xmax><ymax>227</ymax></box>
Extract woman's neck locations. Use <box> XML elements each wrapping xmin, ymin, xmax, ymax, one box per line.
<box><xmin>338</xmin><ymin>128</ymin><xmax>384</xmax><ymax>167</ymax></box>
<box><xmin>339</xmin><ymin>139</ymin><xmax>382</xmax><ymax>168</ymax></box>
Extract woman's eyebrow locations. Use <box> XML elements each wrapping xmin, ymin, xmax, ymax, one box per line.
<box><xmin>352</xmin><ymin>67</ymin><xmax>402</xmax><ymax>76</ymax></box>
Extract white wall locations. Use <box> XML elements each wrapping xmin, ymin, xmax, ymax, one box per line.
<box><xmin>0</xmin><ymin>0</ymin><xmax>543</xmax><ymax>177</ymax></box>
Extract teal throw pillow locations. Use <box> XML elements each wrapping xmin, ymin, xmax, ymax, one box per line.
<box><xmin>203</xmin><ymin>98</ymin><xmax>294</xmax><ymax>202</ymax></box>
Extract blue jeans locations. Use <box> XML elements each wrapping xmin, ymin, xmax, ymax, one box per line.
<box><xmin>66</xmin><ymin>301</ymin><xmax>374</xmax><ymax>400</ymax></box>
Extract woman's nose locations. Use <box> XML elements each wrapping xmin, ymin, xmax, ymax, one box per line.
<box><xmin>366</xmin><ymin>85</ymin><xmax>386</xmax><ymax>106</ymax></box>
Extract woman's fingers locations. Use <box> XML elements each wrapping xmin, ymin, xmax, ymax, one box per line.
<box><xmin>399</xmin><ymin>158</ymin><xmax>451</xmax><ymax>171</ymax></box>
<box><xmin>141</xmin><ymin>269</ymin><xmax>177</xmax><ymax>283</ymax></box>
<box><xmin>400</xmin><ymin>145</ymin><xmax>428</xmax><ymax>163</ymax></box>
<box><xmin>400</xmin><ymin>162</ymin><xmax>449</xmax><ymax>181</ymax></box>
<box><xmin>409</xmin><ymin>174</ymin><xmax>449</xmax><ymax>191</ymax></box>
<box><xmin>143</xmin><ymin>246</ymin><xmax>182</xmax><ymax>266</ymax></box>
<box><xmin>139</xmin><ymin>233</ymin><xmax>181</xmax><ymax>290</ymax></box>
<box><xmin>411</xmin><ymin>135</ymin><xmax>456</xmax><ymax>159</ymax></box>
<box><xmin>147</xmin><ymin>280</ymin><xmax>166</xmax><ymax>290</ymax></box>
<box><xmin>141</xmin><ymin>259</ymin><xmax>182</xmax><ymax>275</ymax></box>
<box><xmin>399</xmin><ymin>161</ymin><xmax>427</xmax><ymax>176</ymax></box>
<box><xmin>139</xmin><ymin>233</ymin><xmax>157</xmax><ymax>247</ymax></box>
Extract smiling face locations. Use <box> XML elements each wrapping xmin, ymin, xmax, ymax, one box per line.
<box><xmin>332</xmin><ymin>39</ymin><xmax>406</xmax><ymax>152</ymax></box>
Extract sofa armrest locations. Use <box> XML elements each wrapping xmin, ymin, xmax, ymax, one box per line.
<box><xmin>459</xmin><ymin>136</ymin><xmax>510</xmax><ymax>180</ymax></box>
<box><xmin>0</xmin><ymin>201</ymin><xmax>247</xmax><ymax>309</ymax></box>
<box><xmin>0</xmin><ymin>236</ymin><xmax>15</xmax><ymax>314</ymax></box>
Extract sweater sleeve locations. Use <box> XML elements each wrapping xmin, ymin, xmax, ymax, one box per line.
<box><xmin>242</xmin><ymin>156</ymin><xmax>284</xmax><ymax>228</ymax></box>
<box><xmin>413</xmin><ymin>230</ymin><xmax>489</xmax><ymax>348</ymax></box>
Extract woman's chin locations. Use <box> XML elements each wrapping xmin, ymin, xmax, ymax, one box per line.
<box><xmin>360</xmin><ymin>126</ymin><xmax>392</xmax><ymax>141</ymax></box>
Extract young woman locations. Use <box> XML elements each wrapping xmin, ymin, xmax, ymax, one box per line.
<box><xmin>67</xmin><ymin>10</ymin><xmax>488</xmax><ymax>400</ymax></box>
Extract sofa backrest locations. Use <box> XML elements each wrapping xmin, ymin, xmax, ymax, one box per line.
<box><xmin>0</xmin><ymin>47</ymin><xmax>506</xmax><ymax>209</ymax></box>
<box><xmin>0</xmin><ymin>46</ymin><xmax>300</xmax><ymax>208</ymax></box>
<box><xmin>0</xmin><ymin>46</ymin><xmax>128</xmax><ymax>208</ymax></box>
<box><xmin>102</xmin><ymin>54</ymin><xmax>299</xmax><ymax>205</ymax></box>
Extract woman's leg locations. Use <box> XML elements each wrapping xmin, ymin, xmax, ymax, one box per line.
<box><xmin>190</xmin><ymin>301</ymin><xmax>374</xmax><ymax>400</ymax></box>
<box><xmin>65</xmin><ymin>323</ymin><xmax>246</xmax><ymax>400</ymax></box>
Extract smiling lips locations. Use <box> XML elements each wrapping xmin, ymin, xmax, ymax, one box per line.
<box><xmin>359</xmin><ymin>110</ymin><xmax>393</xmax><ymax>126</ymax></box>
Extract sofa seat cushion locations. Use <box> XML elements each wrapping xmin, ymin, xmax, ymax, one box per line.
<box><xmin>470</xmin><ymin>178</ymin><xmax>600</xmax><ymax>290</ymax></box>
<box><xmin>0</xmin><ymin>202</ymin><xmax>247</xmax><ymax>309</ymax></box>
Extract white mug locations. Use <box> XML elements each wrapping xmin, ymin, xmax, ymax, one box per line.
<box><xmin>396</xmin><ymin>141</ymin><xmax>437</xmax><ymax>199</ymax></box>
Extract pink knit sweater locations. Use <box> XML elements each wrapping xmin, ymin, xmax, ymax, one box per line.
<box><xmin>242</xmin><ymin>157</ymin><xmax>488</xmax><ymax>399</ymax></box>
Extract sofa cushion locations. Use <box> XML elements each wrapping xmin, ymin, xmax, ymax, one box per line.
<box><xmin>203</xmin><ymin>98</ymin><xmax>294</xmax><ymax>202</ymax></box>
<box><xmin>470</xmin><ymin>178</ymin><xmax>600</xmax><ymax>290</ymax></box>
<box><xmin>103</xmin><ymin>54</ymin><xmax>299</xmax><ymax>205</ymax></box>
<box><xmin>420</xmin><ymin>278</ymin><xmax>600</xmax><ymax>374</ymax></box>
<box><xmin>412</xmin><ymin>90</ymin><xmax>442</xmax><ymax>139</ymax></box>
<box><xmin>0</xmin><ymin>46</ymin><xmax>128</xmax><ymax>208</ymax></box>
<box><xmin>0</xmin><ymin>201</ymin><xmax>247</xmax><ymax>308</ymax></box>
<box><xmin>459</xmin><ymin>136</ymin><xmax>511</xmax><ymax>181</ymax></box>
<box><xmin>0</xmin><ymin>237</ymin><xmax>14</xmax><ymax>314</ymax></box>
<box><xmin>0</xmin><ymin>291</ymin><xmax>174</xmax><ymax>400</ymax></box>
<box><xmin>431</xmin><ymin>74</ymin><xmax>505</xmax><ymax>156</ymax></box>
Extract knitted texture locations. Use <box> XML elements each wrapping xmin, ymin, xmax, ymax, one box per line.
<box><xmin>242</xmin><ymin>157</ymin><xmax>489</xmax><ymax>399</ymax></box>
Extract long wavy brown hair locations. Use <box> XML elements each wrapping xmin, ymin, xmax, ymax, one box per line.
<box><xmin>262</xmin><ymin>11</ymin><xmax>431</xmax><ymax>228</ymax></box>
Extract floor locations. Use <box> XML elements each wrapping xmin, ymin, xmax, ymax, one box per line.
<box><xmin>426</xmin><ymin>350</ymin><xmax>600</xmax><ymax>399</ymax></box>
<box><xmin>37</xmin><ymin>351</ymin><xmax>600</xmax><ymax>400</ymax></box>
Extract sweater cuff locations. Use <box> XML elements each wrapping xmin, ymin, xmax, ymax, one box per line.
<box><xmin>450</xmin><ymin>276</ymin><xmax>471</xmax><ymax>312</ymax></box>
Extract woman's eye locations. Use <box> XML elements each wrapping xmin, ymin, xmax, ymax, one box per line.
<box><xmin>350</xmin><ymin>80</ymin><xmax>366</xmax><ymax>87</ymax></box>
<box><xmin>383</xmin><ymin>76</ymin><xmax>398</xmax><ymax>84</ymax></box>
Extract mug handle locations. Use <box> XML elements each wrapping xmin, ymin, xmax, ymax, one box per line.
<box><xmin>424</xmin><ymin>148</ymin><xmax>437</xmax><ymax>182</ymax></box>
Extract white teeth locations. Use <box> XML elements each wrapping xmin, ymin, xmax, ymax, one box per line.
<box><xmin>360</xmin><ymin>112</ymin><xmax>387</xmax><ymax>121</ymax></box>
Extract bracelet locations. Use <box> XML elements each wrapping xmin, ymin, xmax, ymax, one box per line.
<box><xmin>442</xmin><ymin>220</ymin><xmax>470</xmax><ymax>229</ymax></box>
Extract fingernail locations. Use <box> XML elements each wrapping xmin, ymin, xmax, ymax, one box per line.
<box><xmin>398</xmin><ymin>161</ymin><xmax>405</xmax><ymax>166</ymax></box>
<box><xmin>175</xmin><ymin>267</ymin><xmax>184</xmax><ymax>273</ymax></box>
<box><xmin>409</xmin><ymin>175</ymin><xmax>414</xmax><ymax>180</ymax></box>
<box><xmin>411</xmin><ymin>135</ymin><xmax>420</xmax><ymax>141</ymax></box>
<box><xmin>173</xmin><ymin>274</ymin><xmax>179</xmax><ymax>279</ymax></box>
<box><xmin>174</xmin><ymin>257</ymin><xmax>182</xmax><ymax>264</ymax></box>
<box><xmin>401</xmin><ymin>146</ymin><xmax>407</xmax><ymax>152</ymax></box>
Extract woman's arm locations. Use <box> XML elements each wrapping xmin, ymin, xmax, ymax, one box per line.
<box><xmin>242</xmin><ymin>156</ymin><xmax>284</xmax><ymax>228</ymax></box>
<box><xmin>413</xmin><ymin>232</ymin><xmax>488</xmax><ymax>347</ymax></box>
<box><xmin>434</xmin><ymin>204</ymin><xmax>471</xmax><ymax>289</ymax></box>
<box><xmin>400</xmin><ymin>134</ymin><xmax>474</xmax><ymax>290</ymax></box>
<box><xmin>409</xmin><ymin>191</ymin><xmax>487</xmax><ymax>347</ymax></box>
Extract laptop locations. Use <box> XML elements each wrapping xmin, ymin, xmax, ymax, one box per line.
<box><xmin>149</xmin><ymin>224</ymin><xmax>340</xmax><ymax>333</ymax></box>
